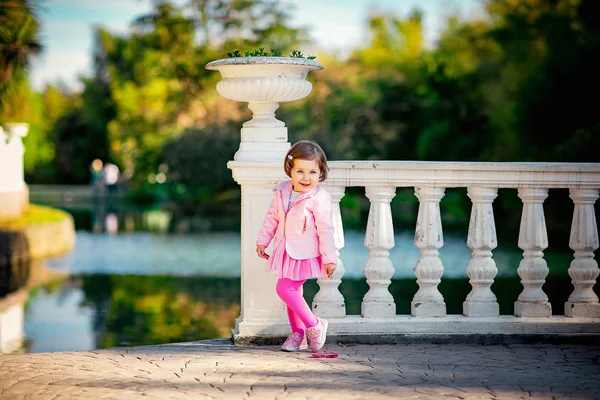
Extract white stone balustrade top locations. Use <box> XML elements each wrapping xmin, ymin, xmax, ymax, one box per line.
<box><xmin>230</xmin><ymin>160</ymin><xmax>600</xmax><ymax>188</ymax></box>
<box><xmin>328</xmin><ymin>161</ymin><xmax>600</xmax><ymax>188</ymax></box>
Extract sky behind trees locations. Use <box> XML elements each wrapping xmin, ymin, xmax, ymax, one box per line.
<box><xmin>29</xmin><ymin>0</ymin><xmax>480</xmax><ymax>91</ymax></box>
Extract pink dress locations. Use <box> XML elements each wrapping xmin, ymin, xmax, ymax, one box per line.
<box><xmin>267</xmin><ymin>189</ymin><xmax>325</xmax><ymax>281</ymax></box>
<box><xmin>268</xmin><ymin>244</ymin><xmax>324</xmax><ymax>281</ymax></box>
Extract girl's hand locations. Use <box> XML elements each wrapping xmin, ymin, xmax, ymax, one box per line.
<box><xmin>324</xmin><ymin>263</ymin><xmax>336</xmax><ymax>277</ymax></box>
<box><xmin>256</xmin><ymin>245</ymin><xmax>269</xmax><ymax>260</ymax></box>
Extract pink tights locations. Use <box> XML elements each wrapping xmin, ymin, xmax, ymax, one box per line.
<box><xmin>275</xmin><ymin>278</ymin><xmax>318</xmax><ymax>336</ymax></box>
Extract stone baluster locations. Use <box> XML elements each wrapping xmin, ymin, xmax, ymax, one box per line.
<box><xmin>313</xmin><ymin>185</ymin><xmax>346</xmax><ymax>318</ymax></box>
<box><xmin>361</xmin><ymin>186</ymin><xmax>396</xmax><ymax>318</ymax></box>
<box><xmin>412</xmin><ymin>186</ymin><xmax>446</xmax><ymax>317</ymax></box>
<box><xmin>565</xmin><ymin>188</ymin><xmax>600</xmax><ymax>317</ymax></box>
<box><xmin>515</xmin><ymin>188</ymin><xmax>552</xmax><ymax>317</ymax></box>
<box><xmin>463</xmin><ymin>187</ymin><xmax>500</xmax><ymax>317</ymax></box>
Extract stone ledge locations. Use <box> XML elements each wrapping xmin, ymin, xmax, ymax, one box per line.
<box><xmin>234</xmin><ymin>333</ymin><xmax>600</xmax><ymax>346</ymax></box>
<box><xmin>0</xmin><ymin>206</ymin><xmax>74</xmax><ymax>296</ymax></box>
<box><xmin>20</xmin><ymin>214</ymin><xmax>75</xmax><ymax>261</ymax></box>
<box><xmin>0</xmin><ymin>205</ymin><xmax>75</xmax><ymax>265</ymax></box>
<box><xmin>233</xmin><ymin>315</ymin><xmax>600</xmax><ymax>345</ymax></box>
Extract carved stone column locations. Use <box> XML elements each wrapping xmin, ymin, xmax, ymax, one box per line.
<box><xmin>565</xmin><ymin>188</ymin><xmax>600</xmax><ymax>318</ymax></box>
<box><xmin>515</xmin><ymin>188</ymin><xmax>552</xmax><ymax>317</ymax></box>
<box><xmin>206</xmin><ymin>57</ymin><xmax>325</xmax><ymax>340</ymax></box>
<box><xmin>313</xmin><ymin>185</ymin><xmax>346</xmax><ymax>318</ymax></box>
<box><xmin>361</xmin><ymin>186</ymin><xmax>396</xmax><ymax>318</ymax></box>
<box><xmin>412</xmin><ymin>186</ymin><xmax>446</xmax><ymax>317</ymax></box>
<box><xmin>463</xmin><ymin>187</ymin><xmax>499</xmax><ymax>317</ymax></box>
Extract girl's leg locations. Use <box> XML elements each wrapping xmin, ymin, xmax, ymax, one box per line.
<box><xmin>276</xmin><ymin>278</ymin><xmax>318</xmax><ymax>330</ymax></box>
<box><xmin>285</xmin><ymin>283</ymin><xmax>308</xmax><ymax>335</ymax></box>
<box><xmin>286</xmin><ymin>305</ymin><xmax>305</xmax><ymax>336</ymax></box>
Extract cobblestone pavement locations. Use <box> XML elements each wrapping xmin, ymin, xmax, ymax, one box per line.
<box><xmin>1</xmin><ymin>339</ymin><xmax>599</xmax><ymax>399</ymax></box>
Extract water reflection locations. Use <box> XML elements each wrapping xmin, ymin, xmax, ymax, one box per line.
<box><xmin>25</xmin><ymin>282</ymin><xmax>95</xmax><ymax>353</ymax></box>
<box><xmin>12</xmin><ymin>197</ymin><xmax>591</xmax><ymax>354</ymax></box>
<box><xmin>45</xmin><ymin>230</ymin><xmax>573</xmax><ymax>279</ymax></box>
<box><xmin>46</xmin><ymin>232</ymin><xmax>242</xmax><ymax>277</ymax></box>
<box><xmin>25</xmin><ymin>275</ymin><xmax>240</xmax><ymax>351</ymax></box>
<box><xmin>68</xmin><ymin>202</ymin><xmax>238</xmax><ymax>234</ymax></box>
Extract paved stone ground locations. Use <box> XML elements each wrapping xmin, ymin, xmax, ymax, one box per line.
<box><xmin>0</xmin><ymin>339</ymin><xmax>599</xmax><ymax>399</ymax></box>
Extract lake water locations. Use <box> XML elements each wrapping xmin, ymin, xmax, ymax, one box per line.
<box><xmin>20</xmin><ymin>207</ymin><xmax>590</xmax><ymax>353</ymax></box>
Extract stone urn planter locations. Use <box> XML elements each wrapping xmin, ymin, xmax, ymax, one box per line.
<box><xmin>205</xmin><ymin>57</ymin><xmax>323</xmax><ymax>161</ymax></box>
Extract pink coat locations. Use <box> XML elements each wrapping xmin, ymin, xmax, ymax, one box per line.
<box><xmin>256</xmin><ymin>180</ymin><xmax>337</xmax><ymax>264</ymax></box>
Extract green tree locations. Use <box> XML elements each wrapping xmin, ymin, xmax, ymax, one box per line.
<box><xmin>280</xmin><ymin>11</ymin><xmax>426</xmax><ymax>161</ymax></box>
<box><xmin>0</xmin><ymin>0</ymin><xmax>42</xmax><ymax>109</ymax></box>
<box><xmin>96</xmin><ymin>0</ymin><xmax>307</xmax><ymax>190</ymax></box>
<box><xmin>159</xmin><ymin>122</ymin><xmax>239</xmax><ymax>217</ymax></box>
<box><xmin>485</xmin><ymin>0</ymin><xmax>600</xmax><ymax>162</ymax></box>
<box><xmin>185</xmin><ymin>0</ymin><xmax>307</xmax><ymax>50</ymax></box>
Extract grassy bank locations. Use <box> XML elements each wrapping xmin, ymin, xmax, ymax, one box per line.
<box><xmin>0</xmin><ymin>205</ymin><xmax>70</xmax><ymax>230</ymax></box>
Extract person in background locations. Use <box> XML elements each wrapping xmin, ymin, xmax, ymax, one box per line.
<box><xmin>102</xmin><ymin>162</ymin><xmax>120</xmax><ymax>194</ymax></box>
<box><xmin>90</xmin><ymin>159</ymin><xmax>103</xmax><ymax>187</ymax></box>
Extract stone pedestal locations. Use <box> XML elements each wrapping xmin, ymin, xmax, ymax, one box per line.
<box><xmin>206</xmin><ymin>57</ymin><xmax>324</xmax><ymax>339</ymax></box>
<box><xmin>227</xmin><ymin>172</ymin><xmax>289</xmax><ymax>337</ymax></box>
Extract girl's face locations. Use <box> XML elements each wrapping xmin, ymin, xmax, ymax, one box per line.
<box><xmin>290</xmin><ymin>158</ymin><xmax>320</xmax><ymax>193</ymax></box>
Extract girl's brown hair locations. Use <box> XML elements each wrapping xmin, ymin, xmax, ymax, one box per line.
<box><xmin>284</xmin><ymin>140</ymin><xmax>329</xmax><ymax>182</ymax></box>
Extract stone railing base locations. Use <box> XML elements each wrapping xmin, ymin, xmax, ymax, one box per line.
<box><xmin>232</xmin><ymin>315</ymin><xmax>600</xmax><ymax>345</ymax></box>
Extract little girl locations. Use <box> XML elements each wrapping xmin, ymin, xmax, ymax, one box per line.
<box><xmin>256</xmin><ymin>140</ymin><xmax>336</xmax><ymax>353</ymax></box>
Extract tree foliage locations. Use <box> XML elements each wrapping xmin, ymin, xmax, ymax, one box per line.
<box><xmin>0</xmin><ymin>0</ymin><xmax>42</xmax><ymax>110</ymax></box>
<box><xmin>9</xmin><ymin>0</ymin><xmax>599</xmax><ymax>225</ymax></box>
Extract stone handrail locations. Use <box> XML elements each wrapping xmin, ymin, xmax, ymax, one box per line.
<box><xmin>228</xmin><ymin>160</ymin><xmax>600</xmax><ymax>341</ymax></box>
<box><xmin>327</xmin><ymin>161</ymin><xmax>600</xmax><ymax>188</ymax></box>
<box><xmin>322</xmin><ymin>161</ymin><xmax>600</xmax><ymax>317</ymax></box>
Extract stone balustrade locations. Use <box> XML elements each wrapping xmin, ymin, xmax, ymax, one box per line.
<box><xmin>0</xmin><ymin>123</ymin><xmax>29</xmax><ymax>220</ymax></box>
<box><xmin>205</xmin><ymin>57</ymin><xmax>599</xmax><ymax>341</ymax></box>
<box><xmin>229</xmin><ymin>160</ymin><xmax>600</xmax><ymax>342</ymax></box>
